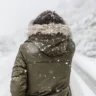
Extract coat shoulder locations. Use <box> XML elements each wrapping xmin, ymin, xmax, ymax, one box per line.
<box><xmin>19</xmin><ymin>42</ymin><xmax>39</xmax><ymax>55</ymax></box>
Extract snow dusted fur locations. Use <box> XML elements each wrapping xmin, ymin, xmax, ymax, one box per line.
<box><xmin>27</xmin><ymin>23</ymin><xmax>72</xmax><ymax>38</ymax></box>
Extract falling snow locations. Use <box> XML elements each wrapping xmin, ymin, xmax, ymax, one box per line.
<box><xmin>57</xmin><ymin>59</ymin><xmax>60</xmax><ymax>62</ymax></box>
<box><xmin>65</xmin><ymin>62</ymin><xmax>68</xmax><ymax>65</ymax></box>
<box><xmin>53</xmin><ymin>76</ymin><xmax>56</xmax><ymax>79</ymax></box>
<box><xmin>56</xmin><ymin>89</ymin><xmax>60</xmax><ymax>93</ymax></box>
<box><xmin>0</xmin><ymin>0</ymin><xmax>96</xmax><ymax>96</ymax></box>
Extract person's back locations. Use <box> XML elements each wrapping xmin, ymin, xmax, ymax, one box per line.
<box><xmin>10</xmin><ymin>10</ymin><xmax>75</xmax><ymax>96</ymax></box>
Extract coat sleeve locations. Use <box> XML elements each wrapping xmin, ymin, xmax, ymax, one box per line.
<box><xmin>10</xmin><ymin>45</ymin><xmax>27</xmax><ymax>96</ymax></box>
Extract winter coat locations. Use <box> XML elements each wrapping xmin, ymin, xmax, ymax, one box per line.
<box><xmin>10</xmin><ymin>23</ymin><xmax>75</xmax><ymax>96</ymax></box>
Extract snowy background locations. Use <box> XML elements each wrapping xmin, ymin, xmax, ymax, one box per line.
<box><xmin>0</xmin><ymin>0</ymin><xmax>96</xmax><ymax>96</ymax></box>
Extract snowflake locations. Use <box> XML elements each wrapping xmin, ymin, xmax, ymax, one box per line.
<box><xmin>48</xmin><ymin>45</ymin><xmax>51</xmax><ymax>47</ymax></box>
<box><xmin>53</xmin><ymin>76</ymin><xmax>56</xmax><ymax>79</ymax></box>
<box><xmin>57</xmin><ymin>59</ymin><xmax>60</xmax><ymax>62</ymax></box>
<box><xmin>41</xmin><ymin>43</ymin><xmax>44</xmax><ymax>46</ymax></box>
<box><xmin>41</xmin><ymin>48</ymin><xmax>45</xmax><ymax>51</ymax></box>
<box><xmin>24</xmin><ymin>70</ymin><xmax>27</xmax><ymax>73</ymax></box>
<box><xmin>56</xmin><ymin>89</ymin><xmax>60</xmax><ymax>92</ymax></box>
<box><xmin>65</xmin><ymin>62</ymin><xmax>68</xmax><ymax>65</ymax></box>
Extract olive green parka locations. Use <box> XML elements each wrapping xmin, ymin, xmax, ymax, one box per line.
<box><xmin>10</xmin><ymin>24</ymin><xmax>75</xmax><ymax>96</ymax></box>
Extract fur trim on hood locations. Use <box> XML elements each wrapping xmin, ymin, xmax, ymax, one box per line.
<box><xmin>27</xmin><ymin>23</ymin><xmax>72</xmax><ymax>38</ymax></box>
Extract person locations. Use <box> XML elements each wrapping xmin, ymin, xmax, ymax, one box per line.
<box><xmin>10</xmin><ymin>10</ymin><xmax>75</xmax><ymax>96</ymax></box>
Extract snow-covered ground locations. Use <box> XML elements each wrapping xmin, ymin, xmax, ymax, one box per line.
<box><xmin>72</xmin><ymin>53</ymin><xmax>96</xmax><ymax>96</ymax></box>
<box><xmin>57</xmin><ymin>0</ymin><xmax>96</xmax><ymax>60</ymax></box>
<box><xmin>0</xmin><ymin>0</ymin><xmax>96</xmax><ymax>96</ymax></box>
<box><xmin>0</xmin><ymin>52</ymin><xmax>96</xmax><ymax>96</ymax></box>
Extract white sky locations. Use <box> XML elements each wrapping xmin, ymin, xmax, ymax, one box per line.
<box><xmin>0</xmin><ymin>0</ymin><xmax>60</xmax><ymax>35</ymax></box>
<box><xmin>0</xmin><ymin>0</ymin><xmax>96</xmax><ymax>36</ymax></box>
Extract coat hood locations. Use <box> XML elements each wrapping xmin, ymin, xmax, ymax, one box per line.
<box><xmin>27</xmin><ymin>24</ymin><xmax>72</xmax><ymax>57</ymax></box>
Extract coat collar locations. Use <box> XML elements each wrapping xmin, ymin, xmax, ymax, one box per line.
<box><xmin>27</xmin><ymin>23</ymin><xmax>72</xmax><ymax>38</ymax></box>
